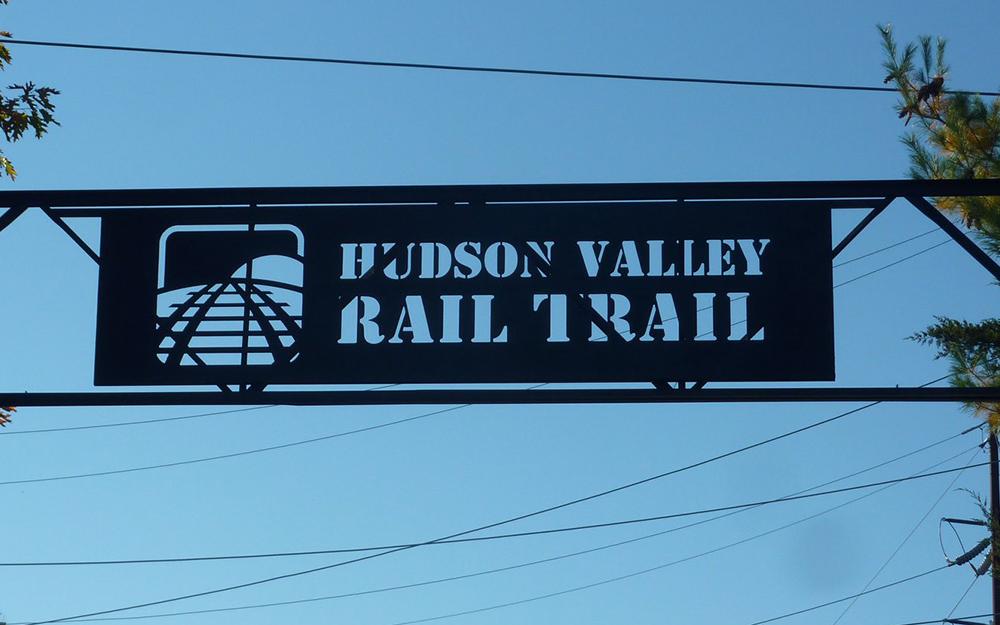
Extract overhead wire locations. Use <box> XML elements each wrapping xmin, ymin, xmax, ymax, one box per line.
<box><xmin>745</xmin><ymin>566</ymin><xmax>952</xmax><ymax>625</ymax></box>
<box><xmin>945</xmin><ymin>574</ymin><xmax>981</xmax><ymax>621</ymax></box>
<box><xmin>0</xmin><ymin>404</ymin><xmax>467</xmax><ymax>487</ymax></box>
<box><xmin>21</xmin><ymin>452</ymin><xmax>983</xmax><ymax>624</ymax></box>
<box><xmin>0</xmin><ymin>405</ymin><xmax>275</xmax><ymax>436</ymax></box>
<box><xmin>2</xmin><ymin>38</ymin><xmax>999</xmax><ymax>97</ymax></box>
<box><xmin>0</xmin><ymin>384</ymin><xmax>550</xmax><ymax>485</ymax></box>
<box><xmin>833</xmin><ymin>229</ymin><xmax>938</xmax><ymax>268</ymax></box>
<box><xmin>235</xmin><ymin>566</ymin><xmax>957</xmax><ymax>625</ymax></box>
<box><xmin>0</xmin><ymin>342</ymin><xmax>944</xmax><ymax>484</ymax></box>
<box><xmin>0</xmin><ymin>384</ymin><xmax>397</xmax><ymax>436</ymax></box>
<box><xmin>22</xmin><ymin>440</ymin><xmax>978</xmax><ymax>623</ymax></box>
<box><xmin>380</xmin><ymin>569</ymin><xmax>953</xmax><ymax>625</ymax></box>
<box><xmin>11</xmin><ymin>375</ymin><xmax>946</xmax><ymax>623</ymax></box>
<box><xmin>10</xmin><ymin>457</ymin><xmax>985</xmax><ymax>563</ymax></box>
<box><xmin>697</xmin><ymin>238</ymin><xmax>954</xmax><ymax>337</ymax></box>
<box><xmin>220</xmin><ymin>454</ymin><xmax>973</xmax><ymax>625</ymax></box>
<box><xmin>834</xmin><ymin>240</ymin><xmax>953</xmax><ymax>288</ymax></box>
<box><xmin>320</xmin><ymin>461</ymin><xmax>991</xmax><ymax>543</ymax></box>
<box><xmin>830</xmin><ymin>448</ymin><xmax>982</xmax><ymax>624</ymax></box>
<box><xmin>402</xmin><ymin>611</ymin><xmax>994</xmax><ymax>625</ymax></box>
<box><xmin>0</xmin><ymin>423</ymin><xmax>977</xmax><ymax>567</ymax></box>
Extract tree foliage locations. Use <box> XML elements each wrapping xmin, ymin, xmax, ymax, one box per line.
<box><xmin>880</xmin><ymin>24</ymin><xmax>1000</xmax><ymax>430</ymax></box>
<box><xmin>0</xmin><ymin>0</ymin><xmax>58</xmax><ymax>180</ymax></box>
<box><xmin>913</xmin><ymin>317</ymin><xmax>1000</xmax><ymax>424</ymax></box>
<box><xmin>879</xmin><ymin>24</ymin><xmax>1000</xmax><ymax>255</ymax></box>
<box><xmin>0</xmin><ymin>405</ymin><xmax>13</xmax><ymax>427</ymax></box>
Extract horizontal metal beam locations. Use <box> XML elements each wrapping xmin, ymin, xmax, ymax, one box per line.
<box><xmin>51</xmin><ymin>199</ymin><xmax>881</xmax><ymax>218</ymax></box>
<box><xmin>0</xmin><ymin>179</ymin><xmax>998</xmax><ymax>208</ymax></box>
<box><xmin>2</xmin><ymin>386</ymin><xmax>999</xmax><ymax>407</ymax></box>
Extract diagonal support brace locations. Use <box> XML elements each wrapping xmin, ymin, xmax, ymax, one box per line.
<box><xmin>40</xmin><ymin>206</ymin><xmax>100</xmax><ymax>265</ymax></box>
<box><xmin>832</xmin><ymin>197</ymin><xmax>893</xmax><ymax>259</ymax></box>
<box><xmin>906</xmin><ymin>195</ymin><xmax>1000</xmax><ymax>282</ymax></box>
<box><xmin>0</xmin><ymin>205</ymin><xmax>27</xmax><ymax>234</ymax></box>
<box><xmin>653</xmin><ymin>381</ymin><xmax>708</xmax><ymax>391</ymax></box>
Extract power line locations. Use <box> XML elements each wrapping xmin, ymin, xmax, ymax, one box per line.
<box><xmin>22</xmin><ymin>442</ymin><xmax>975</xmax><ymax>623</ymax></box>
<box><xmin>0</xmin><ymin>385</ymin><xmax>552</xmax><ymax>484</ymax></box>
<box><xmin>0</xmin><ymin>404</ymin><xmax>467</xmax><ymax>487</ymax></box>
<box><xmin>0</xmin><ymin>405</ymin><xmax>274</xmax><ymax>436</ymax></box>
<box><xmin>3</xmin><ymin>38</ymin><xmax>999</xmax><ymax>97</ymax></box>
<box><xmin>1</xmin><ymin>424</ymin><xmax>975</xmax><ymax>567</ymax></box>
<box><xmin>0</xmin><ymin>384</ymin><xmax>398</xmax><ymax>436</ymax></box>
<box><xmin>360</xmin><ymin>561</ymin><xmax>955</xmax><ymax>625</ymax></box>
<box><xmin>366</xmin><ymin>461</ymin><xmax>991</xmax><ymax>543</ymax></box>
<box><xmin>835</xmin><ymin>239</ymin><xmax>953</xmax><ymax>288</ymax></box>
<box><xmin>20</xmin><ymin>388</ymin><xmax>940</xmax><ymax>624</ymax></box>
<box><xmin>0</xmin><ymin>360</ymin><xmax>945</xmax><ymax>487</ymax></box>
<box><xmin>22</xmin><ymin>457</ymin><xmax>984</xmax><ymax>624</ymax></box>
<box><xmin>381</xmin><ymin>568</ymin><xmax>953</xmax><ymax>625</ymax></box>
<box><xmin>946</xmin><ymin>574</ymin><xmax>981</xmax><ymax>621</ymax></box>
<box><xmin>699</xmin><ymin>240</ymin><xmax>955</xmax><ymax>338</ymax></box>
<box><xmin>833</xmin><ymin>229</ymin><xmax>939</xmax><ymax>268</ymax></box>
<box><xmin>746</xmin><ymin>566</ymin><xmax>952</xmax><ymax>625</ymax></box>
<box><xmin>831</xmin><ymin>450</ymin><xmax>981</xmax><ymax>624</ymax></box>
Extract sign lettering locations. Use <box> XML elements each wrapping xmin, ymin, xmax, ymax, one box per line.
<box><xmin>94</xmin><ymin>201</ymin><xmax>833</xmax><ymax>385</ymax></box>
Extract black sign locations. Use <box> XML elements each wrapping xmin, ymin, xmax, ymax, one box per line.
<box><xmin>94</xmin><ymin>201</ymin><xmax>833</xmax><ymax>386</ymax></box>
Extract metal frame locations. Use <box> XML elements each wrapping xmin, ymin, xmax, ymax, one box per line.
<box><xmin>3</xmin><ymin>387</ymin><xmax>1000</xmax><ymax>407</ymax></box>
<box><xmin>2</xmin><ymin>178</ymin><xmax>999</xmax><ymax>406</ymax></box>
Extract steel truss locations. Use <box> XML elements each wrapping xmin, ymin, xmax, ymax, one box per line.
<box><xmin>1</xmin><ymin>178</ymin><xmax>999</xmax><ymax>406</ymax></box>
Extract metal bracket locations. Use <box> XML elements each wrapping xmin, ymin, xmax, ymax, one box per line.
<box><xmin>832</xmin><ymin>197</ymin><xmax>893</xmax><ymax>259</ymax></box>
<box><xmin>907</xmin><ymin>195</ymin><xmax>1000</xmax><ymax>282</ymax></box>
<box><xmin>0</xmin><ymin>205</ymin><xmax>26</xmax><ymax>234</ymax></box>
<box><xmin>653</xmin><ymin>381</ymin><xmax>707</xmax><ymax>391</ymax></box>
<box><xmin>40</xmin><ymin>206</ymin><xmax>100</xmax><ymax>265</ymax></box>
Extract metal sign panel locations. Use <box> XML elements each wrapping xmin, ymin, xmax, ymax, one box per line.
<box><xmin>93</xmin><ymin>200</ymin><xmax>833</xmax><ymax>386</ymax></box>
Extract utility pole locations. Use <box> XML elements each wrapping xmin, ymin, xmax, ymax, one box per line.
<box><xmin>990</xmin><ymin>430</ymin><xmax>1000</xmax><ymax>621</ymax></box>
<box><xmin>944</xmin><ymin>429</ymin><xmax>1000</xmax><ymax>625</ymax></box>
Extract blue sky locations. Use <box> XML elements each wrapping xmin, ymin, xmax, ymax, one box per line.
<box><xmin>1</xmin><ymin>1</ymin><xmax>999</xmax><ymax>624</ymax></box>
